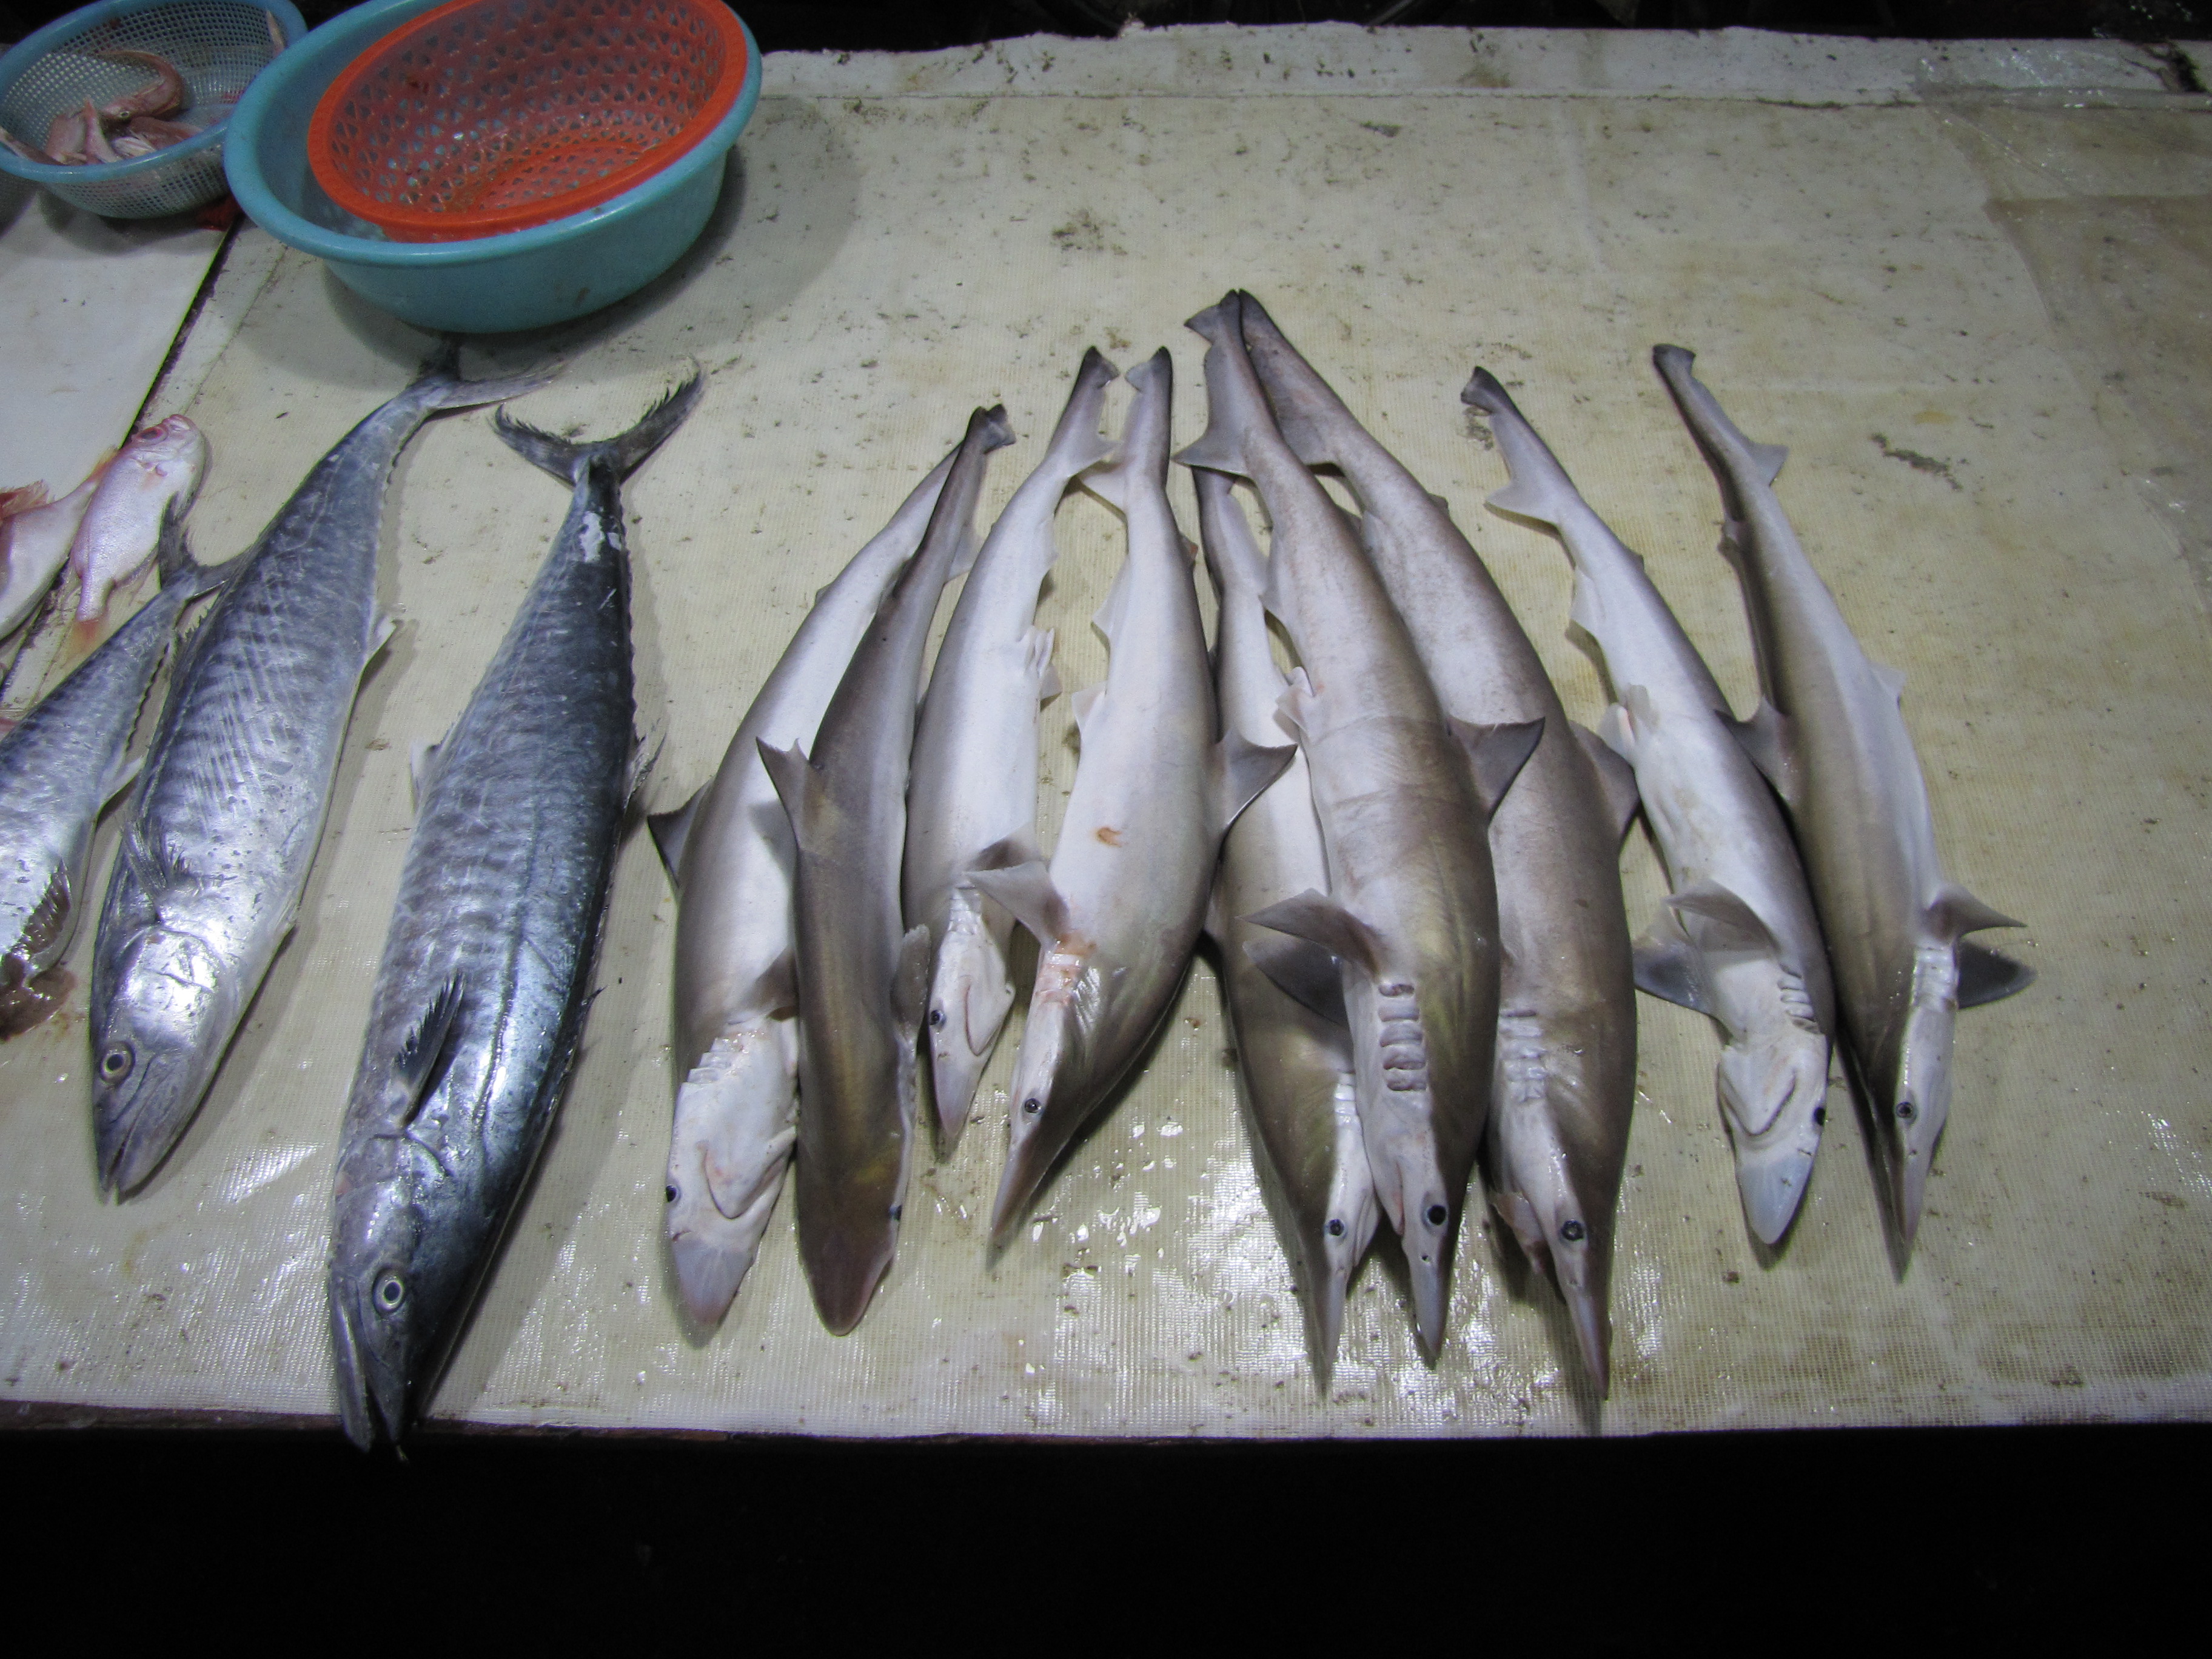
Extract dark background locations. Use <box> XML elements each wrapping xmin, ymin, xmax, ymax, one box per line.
<box><xmin>4</xmin><ymin>0</ymin><xmax>2205</xmax><ymax>1627</ymax></box>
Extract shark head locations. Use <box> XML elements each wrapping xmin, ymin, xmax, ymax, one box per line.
<box><xmin>925</xmin><ymin>894</ymin><xmax>1016</xmax><ymax>1149</ymax></box>
<box><xmin>1715</xmin><ymin>1023</ymin><xmax>1832</xmax><ymax>1245</ymax></box>
<box><xmin>1882</xmin><ymin>943</ymin><xmax>1962</xmax><ymax>1251</ymax></box>
<box><xmin>665</xmin><ymin>1024</ymin><xmax>799</xmax><ymax>1327</ymax></box>
<box><xmin>989</xmin><ymin>939</ymin><xmax>1107</xmax><ymax>1245</ymax></box>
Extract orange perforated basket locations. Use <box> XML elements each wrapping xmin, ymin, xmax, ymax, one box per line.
<box><xmin>307</xmin><ymin>0</ymin><xmax>748</xmax><ymax>244</ymax></box>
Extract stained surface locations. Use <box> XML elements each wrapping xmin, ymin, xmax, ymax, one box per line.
<box><xmin>1</xmin><ymin>28</ymin><xmax>2207</xmax><ymax>1436</ymax></box>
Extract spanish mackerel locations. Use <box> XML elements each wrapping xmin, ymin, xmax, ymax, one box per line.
<box><xmin>0</xmin><ymin>513</ymin><xmax>222</xmax><ymax>1038</ymax></box>
<box><xmin>1468</xmin><ymin>370</ymin><xmax>1835</xmax><ymax>1246</ymax></box>
<box><xmin>329</xmin><ymin>372</ymin><xmax>701</xmax><ymax>1449</ymax></box>
<box><xmin>762</xmin><ymin>406</ymin><xmax>1013</xmax><ymax>1333</ymax></box>
<box><xmin>1198</xmin><ymin>468</ymin><xmax>1373</xmax><ymax>1371</ymax></box>
<box><xmin>1235</xmin><ymin>293</ymin><xmax>1636</xmax><ymax>1390</ymax></box>
<box><xmin>976</xmin><ymin>352</ymin><xmax>1287</xmax><ymax>1245</ymax></box>
<box><xmin>1653</xmin><ymin>346</ymin><xmax>2029</xmax><ymax>1254</ymax></box>
<box><xmin>92</xmin><ymin>347</ymin><xmax>551</xmax><ymax>1196</ymax></box>
<box><xmin>650</xmin><ymin>443</ymin><xmax>967</xmax><ymax>1327</ymax></box>
<box><xmin>1182</xmin><ymin>295</ymin><xmax>1523</xmax><ymax>1357</ymax></box>
<box><xmin>905</xmin><ymin>350</ymin><xmax>1115</xmax><ymax>1147</ymax></box>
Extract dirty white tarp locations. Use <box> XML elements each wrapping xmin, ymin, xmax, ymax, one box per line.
<box><xmin>4</xmin><ymin>26</ymin><xmax>2209</xmax><ymax>1436</ymax></box>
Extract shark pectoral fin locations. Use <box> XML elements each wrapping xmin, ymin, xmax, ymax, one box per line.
<box><xmin>1215</xmin><ymin>729</ymin><xmax>1298</xmax><ymax>834</ymax></box>
<box><xmin>1486</xmin><ymin>473</ymin><xmax>1567</xmax><ymax>531</ymax></box>
<box><xmin>1724</xmin><ymin>699</ymin><xmax>1799</xmax><ymax>807</ymax></box>
<box><xmin>1090</xmin><ymin>548</ymin><xmax>1135</xmax><ymax>643</ymax></box>
<box><xmin>971</xmin><ymin>829</ymin><xmax>1045</xmax><ymax>874</ymax></box>
<box><xmin>1956</xmin><ymin>940</ymin><xmax>2035</xmax><ymax>1008</ymax></box>
<box><xmin>968</xmin><ymin>860</ymin><xmax>1066</xmax><ymax>945</ymax></box>
<box><xmin>1490</xmin><ymin>1187</ymin><xmax>1550</xmax><ymax>1269</ymax></box>
<box><xmin>1872</xmin><ymin>661</ymin><xmax>1908</xmax><ymax>705</ymax></box>
<box><xmin>893</xmin><ymin>924</ymin><xmax>934</xmax><ymax>1036</ymax></box>
<box><xmin>394</xmin><ymin>974</ymin><xmax>466</xmax><ymax>1119</ymax></box>
<box><xmin>1242</xmin><ymin>890</ymin><xmax>1381</xmax><ymax>976</ymax></box>
<box><xmin>1666</xmin><ymin>879</ymin><xmax>1780</xmax><ymax>956</ymax></box>
<box><xmin>1749</xmin><ymin>441</ymin><xmax>1788</xmax><ymax>486</ymax></box>
<box><xmin>1451</xmin><ymin>717</ymin><xmax>1544</xmax><ymax>819</ymax></box>
<box><xmin>1173</xmin><ymin>426</ymin><xmax>1252</xmax><ymax>482</ymax></box>
<box><xmin>1245</xmin><ymin>934</ymin><xmax>1349</xmax><ymax>1027</ymax></box>
<box><xmin>1022</xmin><ymin>627</ymin><xmax>1061</xmax><ymax>702</ymax></box>
<box><xmin>1574</xmin><ymin>722</ymin><xmax>1641</xmax><ymax>842</ymax></box>
<box><xmin>752</xmin><ymin>950</ymin><xmax>799</xmax><ymax>1021</ymax></box>
<box><xmin>755</xmin><ymin>740</ymin><xmax>823</xmax><ymax>850</ymax></box>
<box><xmin>646</xmin><ymin>787</ymin><xmax>702</xmax><ymax>885</ymax></box>
<box><xmin>1928</xmin><ymin>882</ymin><xmax>2024</xmax><ymax>940</ymax></box>
<box><xmin>1632</xmin><ymin>922</ymin><xmax>1715</xmax><ymax>1015</ymax></box>
<box><xmin>1071</xmin><ymin>683</ymin><xmax>1105</xmax><ymax>739</ymax></box>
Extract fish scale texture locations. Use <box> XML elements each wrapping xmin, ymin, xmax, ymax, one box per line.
<box><xmin>2</xmin><ymin>28</ymin><xmax>2210</xmax><ymax>1436</ymax></box>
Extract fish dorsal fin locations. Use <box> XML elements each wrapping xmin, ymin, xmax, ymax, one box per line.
<box><xmin>1666</xmin><ymin>880</ymin><xmax>1780</xmax><ymax>957</ymax></box>
<box><xmin>1215</xmin><ymin>729</ymin><xmax>1298</xmax><ymax>835</ymax></box>
<box><xmin>1926</xmin><ymin>883</ymin><xmax>2023</xmax><ymax>942</ymax></box>
<box><xmin>1091</xmin><ymin>551</ymin><xmax>1135</xmax><ymax>645</ymax></box>
<box><xmin>892</xmin><ymin>924</ymin><xmax>934</xmax><ymax>1036</ymax></box>
<box><xmin>1749</xmin><ymin>441</ymin><xmax>1788</xmax><ymax>486</ymax></box>
<box><xmin>1574</xmin><ymin>722</ymin><xmax>1641</xmax><ymax>842</ymax></box>
<box><xmin>1631</xmin><ymin>918</ymin><xmax>1714</xmax><ymax>1016</ymax></box>
<box><xmin>1566</xmin><ymin>570</ymin><xmax>1604</xmax><ymax>644</ymax></box>
<box><xmin>647</xmin><ymin>788</ymin><xmax>702</xmax><ymax>885</ymax></box>
<box><xmin>1451</xmin><ymin>717</ymin><xmax>1544</xmax><ymax>819</ymax></box>
<box><xmin>1022</xmin><ymin>626</ymin><xmax>1061</xmax><ymax>702</ymax></box>
<box><xmin>755</xmin><ymin>740</ymin><xmax>825</xmax><ymax>852</ymax></box>
<box><xmin>1242</xmin><ymin>890</ymin><xmax>1382</xmax><ymax>977</ymax></box>
<box><xmin>968</xmin><ymin>857</ymin><xmax>1067</xmax><ymax>945</ymax></box>
<box><xmin>1871</xmin><ymin>660</ymin><xmax>1908</xmax><ymax>705</ymax></box>
<box><xmin>1723</xmin><ymin>699</ymin><xmax>1798</xmax><ymax>807</ymax></box>
<box><xmin>1956</xmin><ymin>940</ymin><xmax>2035</xmax><ymax>1008</ymax></box>
<box><xmin>1071</xmin><ymin>683</ymin><xmax>1106</xmax><ymax>739</ymax></box>
<box><xmin>1244</xmin><ymin>933</ymin><xmax>1349</xmax><ymax>1027</ymax></box>
<box><xmin>394</xmin><ymin>974</ymin><xmax>466</xmax><ymax>1118</ymax></box>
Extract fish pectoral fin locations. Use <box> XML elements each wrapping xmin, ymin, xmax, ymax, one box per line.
<box><xmin>1172</xmin><ymin>428</ymin><xmax>1251</xmax><ymax>483</ymax></box>
<box><xmin>1244</xmin><ymin>934</ymin><xmax>1349</xmax><ymax>1027</ymax></box>
<box><xmin>1666</xmin><ymin>879</ymin><xmax>1780</xmax><ymax>957</ymax></box>
<box><xmin>1956</xmin><ymin>940</ymin><xmax>2036</xmax><ymax>1008</ymax></box>
<box><xmin>394</xmin><ymin>974</ymin><xmax>466</xmax><ymax>1118</ymax></box>
<box><xmin>1071</xmin><ymin>683</ymin><xmax>1106</xmax><ymax>739</ymax></box>
<box><xmin>646</xmin><ymin>787</ymin><xmax>702</xmax><ymax>885</ymax></box>
<box><xmin>751</xmin><ymin>950</ymin><xmax>799</xmax><ymax>1021</ymax></box>
<box><xmin>1632</xmin><ymin>922</ymin><xmax>1717</xmax><ymax>1016</ymax></box>
<box><xmin>892</xmin><ymin>924</ymin><xmax>934</xmax><ymax>1037</ymax></box>
<box><xmin>1723</xmin><ymin>699</ymin><xmax>1800</xmax><ymax>807</ymax></box>
<box><xmin>407</xmin><ymin>734</ymin><xmax>449</xmax><ymax>816</ymax></box>
<box><xmin>1490</xmin><ymin>1187</ymin><xmax>1552</xmax><ymax>1270</ymax></box>
<box><xmin>755</xmin><ymin>740</ymin><xmax>823</xmax><ymax>850</ymax></box>
<box><xmin>1749</xmin><ymin>440</ymin><xmax>1789</xmax><ymax>486</ymax></box>
<box><xmin>968</xmin><ymin>859</ymin><xmax>1066</xmax><ymax>945</ymax></box>
<box><xmin>1485</xmin><ymin>473</ymin><xmax>1567</xmax><ymax>531</ymax></box>
<box><xmin>1573</xmin><ymin>722</ymin><xmax>1641</xmax><ymax>842</ymax></box>
<box><xmin>1214</xmin><ymin>729</ymin><xmax>1297</xmax><ymax>834</ymax></box>
<box><xmin>624</xmin><ymin>734</ymin><xmax>662</xmax><ymax>808</ymax></box>
<box><xmin>1872</xmin><ymin>660</ymin><xmax>1908</xmax><ymax>704</ymax></box>
<box><xmin>1451</xmin><ymin>717</ymin><xmax>1544</xmax><ymax>819</ymax></box>
<box><xmin>1242</xmin><ymin>890</ymin><xmax>1381</xmax><ymax>976</ymax></box>
<box><xmin>1927</xmin><ymin>883</ymin><xmax>2025</xmax><ymax>941</ymax></box>
<box><xmin>1022</xmin><ymin>627</ymin><xmax>1061</xmax><ymax>702</ymax></box>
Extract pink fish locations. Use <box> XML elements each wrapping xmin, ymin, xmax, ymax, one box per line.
<box><xmin>95</xmin><ymin>50</ymin><xmax>189</xmax><ymax>123</ymax></box>
<box><xmin>67</xmin><ymin>415</ymin><xmax>207</xmax><ymax>644</ymax></box>
<box><xmin>43</xmin><ymin>102</ymin><xmax>92</xmax><ymax>164</ymax></box>
<box><xmin>1</xmin><ymin>464</ymin><xmax>108</xmax><ymax>639</ymax></box>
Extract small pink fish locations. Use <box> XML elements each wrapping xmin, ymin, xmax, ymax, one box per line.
<box><xmin>95</xmin><ymin>50</ymin><xmax>189</xmax><ymax>124</ymax></box>
<box><xmin>43</xmin><ymin>102</ymin><xmax>92</xmax><ymax>164</ymax></box>
<box><xmin>67</xmin><ymin>416</ymin><xmax>207</xmax><ymax>643</ymax></box>
<box><xmin>125</xmin><ymin>113</ymin><xmax>198</xmax><ymax>149</ymax></box>
<box><xmin>1</xmin><ymin>127</ymin><xmax>57</xmax><ymax>165</ymax></box>
<box><xmin>1</xmin><ymin>464</ymin><xmax>108</xmax><ymax>638</ymax></box>
<box><xmin>79</xmin><ymin>102</ymin><xmax>123</xmax><ymax>165</ymax></box>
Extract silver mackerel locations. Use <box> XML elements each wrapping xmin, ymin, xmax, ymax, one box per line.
<box><xmin>329</xmin><ymin>372</ymin><xmax>702</xmax><ymax>1448</ymax></box>
<box><xmin>92</xmin><ymin>349</ymin><xmax>551</xmax><ymax>1195</ymax></box>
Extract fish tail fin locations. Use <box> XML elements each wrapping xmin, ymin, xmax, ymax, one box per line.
<box><xmin>1228</xmin><ymin>290</ymin><xmax>1344</xmax><ymax>469</ymax></box>
<box><xmin>1462</xmin><ymin>369</ymin><xmax>1589</xmax><ymax>535</ymax></box>
<box><xmin>1041</xmin><ymin>347</ymin><xmax>1121</xmax><ymax>479</ymax></box>
<box><xmin>1084</xmin><ymin>350</ymin><xmax>1173</xmax><ymax>511</ymax></box>
<box><xmin>409</xmin><ymin>339</ymin><xmax>563</xmax><ymax>415</ymax></box>
<box><xmin>0</xmin><ymin>481</ymin><xmax>50</xmax><ymax>518</ymax></box>
<box><xmin>1652</xmin><ymin>344</ymin><xmax>1788</xmax><ymax>484</ymax></box>
<box><xmin>495</xmin><ymin>366</ymin><xmax>705</xmax><ymax>484</ymax></box>
<box><xmin>1176</xmin><ymin>293</ymin><xmax>1262</xmax><ymax>480</ymax></box>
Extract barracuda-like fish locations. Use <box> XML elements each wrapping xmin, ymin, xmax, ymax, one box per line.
<box><xmin>649</xmin><ymin>443</ymin><xmax>969</xmax><ymax>1327</ymax></box>
<box><xmin>1653</xmin><ymin>346</ymin><xmax>2030</xmax><ymax>1253</ymax></box>
<box><xmin>905</xmin><ymin>349</ymin><xmax>1116</xmax><ymax>1147</ymax></box>
<box><xmin>0</xmin><ymin>513</ymin><xmax>223</xmax><ymax>1037</ymax></box>
<box><xmin>68</xmin><ymin>415</ymin><xmax>208</xmax><ymax>646</ymax></box>
<box><xmin>762</xmin><ymin>406</ymin><xmax>1014</xmax><ymax>1333</ymax></box>
<box><xmin>1233</xmin><ymin>294</ymin><xmax>1635</xmax><ymax>1390</ymax></box>
<box><xmin>329</xmin><ymin>372</ymin><xmax>700</xmax><ymax>1449</ymax></box>
<box><xmin>976</xmin><ymin>351</ymin><xmax>1288</xmax><ymax>1247</ymax></box>
<box><xmin>1196</xmin><ymin>468</ymin><xmax>1373</xmax><ymax>1370</ymax></box>
<box><xmin>2</xmin><ymin>468</ymin><xmax>104</xmax><ymax>644</ymax></box>
<box><xmin>1467</xmin><ymin>369</ymin><xmax>1835</xmax><ymax>1246</ymax></box>
<box><xmin>90</xmin><ymin>347</ymin><xmax>552</xmax><ymax>1198</ymax></box>
<box><xmin>1181</xmin><ymin>296</ymin><xmax>1525</xmax><ymax>1357</ymax></box>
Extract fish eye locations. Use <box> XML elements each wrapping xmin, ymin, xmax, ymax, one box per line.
<box><xmin>1560</xmin><ymin>1219</ymin><xmax>1587</xmax><ymax>1243</ymax></box>
<box><xmin>665</xmin><ymin>1185</ymin><xmax>677</xmax><ymax>1204</ymax></box>
<box><xmin>928</xmin><ymin>1008</ymin><xmax>945</xmax><ymax>1028</ymax></box>
<box><xmin>1812</xmin><ymin>1106</ymin><xmax>1826</xmax><ymax>1126</ymax></box>
<box><xmin>1897</xmin><ymin>1101</ymin><xmax>1917</xmax><ymax>1122</ymax></box>
<box><xmin>1022</xmin><ymin>1097</ymin><xmax>1041</xmax><ymax>1115</ymax></box>
<box><xmin>374</xmin><ymin>1272</ymin><xmax>407</xmax><ymax>1313</ymax></box>
<box><xmin>99</xmin><ymin>1045</ymin><xmax>134</xmax><ymax>1084</ymax></box>
<box><xmin>1325</xmin><ymin>1218</ymin><xmax>1345</xmax><ymax>1238</ymax></box>
<box><xmin>1424</xmin><ymin>1203</ymin><xmax>1447</xmax><ymax>1228</ymax></box>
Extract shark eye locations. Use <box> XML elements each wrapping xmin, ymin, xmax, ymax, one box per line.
<box><xmin>1325</xmin><ymin>1218</ymin><xmax>1345</xmax><ymax>1238</ymax></box>
<box><xmin>928</xmin><ymin>1008</ymin><xmax>945</xmax><ymax>1028</ymax></box>
<box><xmin>1022</xmin><ymin>1097</ymin><xmax>1041</xmax><ymax>1115</ymax></box>
<box><xmin>99</xmin><ymin>1045</ymin><xmax>134</xmax><ymax>1084</ymax></box>
<box><xmin>1424</xmin><ymin>1203</ymin><xmax>1447</xmax><ymax>1228</ymax></box>
<box><xmin>1812</xmin><ymin>1106</ymin><xmax>1827</xmax><ymax>1125</ymax></box>
<box><xmin>1560</xmin><ymin>1219</ymin><xmax>1587</xmax><ymax>1243</ymax></box>
<box><xmin>1897</xmin><ymin>1101</ymin><xmax>1918</xmax><ymax>1122</ymax></box>
<box><xmin>665</xmin><ymin>1185</ymin><xmax>677</xmax><ymax>1203</ymax></box>
<box><xmin>374</xmin><ymin>1272</ymin><xmax>407</xmax><ymax>1313</ymax></box>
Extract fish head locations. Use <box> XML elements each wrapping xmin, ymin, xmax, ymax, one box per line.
<box><xmin>1490</xmin><ymin>1098</ymin><xmax>1613</xmax><ymax>1395</ymax></box>
<box><xmin>988</xmin><ymin>942</ymin><xmax>1105</xmax><ymax>1244</ymax></box>
<box><xmin>329</xmin><ymin>1140</ymin><xmax>443</xmax><ymax>1450</ymax></box>
<box><xmin>925</xmin><ymin>920</ymin><xmax>1014</xmax><ymax>1148</ymax></box>
<box><xmin>1308</xmin><ymin>1070</ymin><xmax>1378</xmax><ymax>1367</ymax></box>
<box><xmin>1882</xmin><ymin>943</ymin><xmax>1960</xmax><ymax>1249</ymax></box>
<box><xmin>90</xmin><ymin>924</ymin><xmax>239</xmax><ymax>1195</ymax></box>
<box><xmin>665</xmin><ymin>1025</ymin><xmax>799</xmax><ymax>1327</ymax></box>
<box><xmin>124</xmin><ymin>415</ymin><xmax>209</xmax><ymax>485</ymax></box>
<box><xmin>1715</xmin><ymin>1023</ymin><xmax>1831</xmax><ymax>1245</ymax></box>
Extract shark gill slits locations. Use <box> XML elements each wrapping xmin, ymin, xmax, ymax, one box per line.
<box><xmin>1560</xmin><ymin>1219</ymin><xmax>1587</xmax><ymax>1242</ymax></box>
<box><xmin>1424</xmin><ymin>1203</ymin><xmax>1447</xmax><ymax>1227</ymax></box>
<box><xmin>1326</xmin><ymin>1218</ymin><xmax>1345</xmax><ymax>1238</ymax></box>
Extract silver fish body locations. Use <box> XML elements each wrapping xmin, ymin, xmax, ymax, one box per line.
<box><xmin>905</xmin><ymin>349</ymin><xmax>1116</xmax><ymax>1147</ymax></box>
<box><xmin>762</xmin><ymin>406</ymin><xmax>1014</xmax><ymax>1333</ymax></box>
<box><xmin>1181</xmin><ymin>295</ymin><xmax>1507</xmax><ymax>1358</ymax></box>
<box><xmin>90</xmin><ymin>349</ymin><xmax>551</xmax><ymax>1197</ymax></box>
<box><xmin>1653</xmin><ymin>346</ymin><xmax>2029</xmax><ymax>1253</ymax></box>
<box><xmin>1198</xmin><ymin>468</ymin><xmax>1374</xmax><ymax>1371</ymax></box>
<box><xmin>1235</xmin><ymin>295</ymin><xmax>1637</xmax><ymax>1391</ymax></box>
<box><xmin>0</xmin><ymin>514</ymin><xmax>217</xmax><ymax>1037</ymax></box>
<box><xmin>976</xmin><ymin>351</ymin><xmax>1288</xmax><ymax>1245</ymax></box>
<box><xmin>1467</xmin><ymin>369</ymin><xmax>1836</xmax><ymax>1247</ymax></box>
<box><xmin>651</xmin><ymin>443</ymin><xmax>967</xmax><ymax>1328</ymax></box>
<box><xmin>329</xmin><ymin>374</ymin><xmax>700</xmax><ymax>1449</ymax></box>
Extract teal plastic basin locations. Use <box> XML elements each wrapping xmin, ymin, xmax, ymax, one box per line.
<box><xmin>224</xmin><ymin>0</ymin><xmax>761</xmax><ymax>334</ymax></box>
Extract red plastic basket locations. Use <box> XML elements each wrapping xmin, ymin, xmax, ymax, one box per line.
<box><xmin>307</xmin><ymin>0</ymin><xmax>748</xmax><ymax>244</ymax></box>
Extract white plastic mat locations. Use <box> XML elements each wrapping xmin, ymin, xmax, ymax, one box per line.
<box><xmin>4</xmin><ymin>27</ymin><xmax>2208</xmax><ymax>1437</ymax></box>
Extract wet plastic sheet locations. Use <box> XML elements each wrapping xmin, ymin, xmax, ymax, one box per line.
<box><xmin>4</xmin><ymin>27</ymin><xmax>2210</xmax><ymax>1436</ymax></box>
